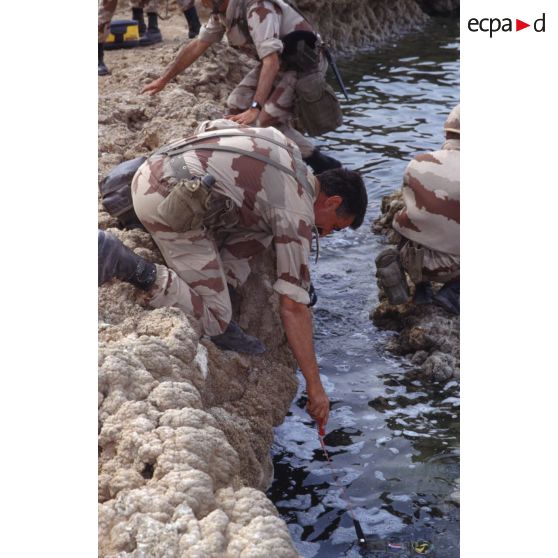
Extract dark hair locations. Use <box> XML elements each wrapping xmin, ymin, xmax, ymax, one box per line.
<box><xmin>317</xmin><ymin>168</ymin><xmax>368</xmax><ymax>229</ymax></box>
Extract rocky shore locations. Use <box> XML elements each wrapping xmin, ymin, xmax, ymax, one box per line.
<box><xmin>98</xmin><ymin>1</ymin><xmax>457</xmax><ymax>555</ymax></box>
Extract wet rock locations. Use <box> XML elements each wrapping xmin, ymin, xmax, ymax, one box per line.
<box><xmin>416</xmin><ymin>0</ymin><xmax>460</xmax><ymax>16</ymax></box>
<box><xmin>297</xmin><ymin>0</ymin><xmax>430</xmax><ymax>53</ymax></box>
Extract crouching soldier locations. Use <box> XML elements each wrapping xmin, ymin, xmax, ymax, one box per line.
<box><xmin>98</xmin><ymin>119</ymin><xmax>368</xmax><ymax>428</ymax></box>
<box><xmin>142</xmin><ymin>0</ymin><xmax>342</xmax><ymax>174</ymax></box>
<box><xmin>376</xmin><ymin>104</ymin><xmax>460</xmax><ymax>314</ymax></box>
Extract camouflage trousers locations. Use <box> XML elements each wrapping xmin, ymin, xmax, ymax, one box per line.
<box><xmin>400</xmin><ymin>239</ymin><xmax>460</xmax><ymax>284</ymax></box>
<box><xmin>131</xmin><ymin>158</ymin><xmax>270</xmax><ymax>336</ymax></box>
<box><xmin>226</xmin><ymin>54</ymin><xmax>328</xmax><ymax>159</ymax></box>
<box><xmin>98</xmin><ymin>0</ymin><xmax>195</xmax><ymax>42</ymax></box>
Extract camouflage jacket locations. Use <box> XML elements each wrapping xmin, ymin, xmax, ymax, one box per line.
<box><xmin>199</xmin><ymin>0</ymin><xmax>314</xmax><ymax>60</ymax></box>
<box><xmin>157</xmin><ymin>121</ymin><xmax>318</xmax><ymax>305</ymax></box>
<box><xmin>393</xmin><ymin>138</ymin><xmax>460</xmax><ymax>255</ymax></box>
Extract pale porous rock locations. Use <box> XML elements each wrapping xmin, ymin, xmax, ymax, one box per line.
<box><xmin>99</xmin><ymin>3</ymin><xmax>450</xmax><ymax>555</ymax></box>
<box><xmin>370</xmin><ymin>192</ymin><xmax>460</xmax><ymax>380</ymax></box>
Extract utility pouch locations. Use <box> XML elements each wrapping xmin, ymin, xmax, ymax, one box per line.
<box><xmin>203</xmin><ymin>193</ymin><xmax>239</xmax><ymax>230</ymax></box>
<box><xmin>281</xmin><ymin>30</ymin><xmax>320</xmax><ymax>72</ymax></box>
<box><xmin>294</xmin><ymin>71</ymin><xmax>343</xmax><ymax>136</ymax></box>
<box><xmin>157</xmin><ymin>176</ymin><xmax>213</xmax><ymax>233</ymax></box>
<box><xmin>402</xmin><ymin>242</ymin><xmax>425</xmax><ymax>284</ymax></box>
<box><xmin>99</xmin><ymin>156</ymin><xmax>146</xmax><ymax>229</ymax></box>
<box><xmin>375</xmin><ymin>248</ymin><xmax>410</xmax><ymax>305</ymax></box>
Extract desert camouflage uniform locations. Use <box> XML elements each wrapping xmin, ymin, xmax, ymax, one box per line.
<box><xmin>98</xmin><ymin>0</ymin><xmax>195</xmax><ymax>42</ymax></box>
<box><xmin>131</xmin><ymin>119</ymin><xmax>317</xmax><ymax>336</ymax></box>
<box><xmin>198</xmin><ymin>0</ymin><xmax>324</xmax><ymax>158</ymax></box>
<box><xmin>392</xmin><ymin>137</ymin><xmax>460</xmax><ymax>283</ymax></box>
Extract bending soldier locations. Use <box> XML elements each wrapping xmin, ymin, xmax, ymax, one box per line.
<box><xmin>142</xmin><ymin>0</ymin><xmax>342</xmax><ymax>174</ymax></box>
<box><xmin>377</xmin><ymin>104</ymin><xmax>460</xmax><ymax>314</ymax></box>
<box><xmin>98</xmin><ymin>0</ymin><xmax>202</xmax><ymax>75</ymax></box>
<box><xmin>98</xmin><ymin>119</ymin><xmax>368</xmax><ymax>429</ymax></box>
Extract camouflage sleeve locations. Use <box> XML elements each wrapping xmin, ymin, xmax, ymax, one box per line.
<box><xmin>198</xmin><ymin>12</ymin><xmax>226</xmax><ymax>44</ymax></box>
<box><xmin>247</xmin><ymin>0</ymin><xmax>284</xmax><ymax>59</ymax></box>
<box><xmin>270</xmin><ymin>208</ymin><xmax>312</xmax><ymax>305</ymax></box>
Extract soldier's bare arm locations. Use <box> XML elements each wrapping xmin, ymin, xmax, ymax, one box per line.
<box><xmin>226</xmin><ymin>52</ymin><xmax>280</xmax><ymax>125</ymax></box>
<box><xmin>279</xmin><ymin>294</ymin><xmax>330</xmax><ymax>428</ymax></box>
<box><xmin>141</xmin><ymin>39</ymin><xmax>212</xmax><ymax>95</ymax></box>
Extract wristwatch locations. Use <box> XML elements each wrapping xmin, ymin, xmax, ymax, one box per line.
<box><xmin>250</xmin><ymin>100</ymin><xmax>262</xmax><ymax>111</ymax></box>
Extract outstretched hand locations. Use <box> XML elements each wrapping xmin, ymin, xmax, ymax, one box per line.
<box><xmin>306</xmin><ymin>383</ymin><xmax>330</xmax><ymax>430</ymax></box>
<box><xmin>225</xmin><ymin>108</ymin><xmax>260</xmax><ymax>126</ymax></box>
<box><xmin>142</xmin><ymin>77</ymin><xmax>168</xmax><ymax>95</ymax></box>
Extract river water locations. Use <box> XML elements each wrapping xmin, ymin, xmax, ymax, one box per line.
<box><xmin>268</xmin><ymin>18</ymin><xmax>460</xmax><ymax>558</ymax></box>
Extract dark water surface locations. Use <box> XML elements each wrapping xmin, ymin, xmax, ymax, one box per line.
<box><xmin>268</xmin><ymin>18</ymin><xmax>460</xmax><ymax>558</ymax></box>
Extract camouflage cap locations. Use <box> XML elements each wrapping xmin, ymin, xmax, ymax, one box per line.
<box><xmin>444</xmin><ymin>104</ymin><xmax>460</xmax><ymax>134</ymax></box>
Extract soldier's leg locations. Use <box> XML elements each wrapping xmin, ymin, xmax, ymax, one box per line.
<box><xmin>131</xmin><ymin>0</ymin><xmax>163</xmax><ymax>44</ymax></box>
<box><xmin>177</xmin><ymin>0</ymin><xmax>201</xmax><ymax>38</ymax></box>
<box><xmin>146</xmin><ymin>232</ymin><xmax>232</xmax><ymax>336</ymax></box>
<box><xmin>226</xmin><ymin>66</ymin><xmax>260</xmax><ymax>115</ymax></box>
<box><xmin>131</xmin><ymin>159</ymin><xmax>230</xmax><ymax>335</ymax></box>
<box><xmin>400</xmin><ymin>241</ymin><xmax>460</xmax><ymax>313</ymax></box>
<box><xmin>98</xmin><ymin>0</ymin><xmax>117</xmax><ymax>76</ymax></box>
<box><xmin>130</xmin><ymin>0</ymin><xmax>146</xmax><ymax>34</ymax></box>
<box><xmin>218</xmin><ymin>230</ymin><xmax>272</xmax><ymax>289</ymax></box>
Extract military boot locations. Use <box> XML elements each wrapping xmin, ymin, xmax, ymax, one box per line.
<box><xmin>433</xmin><ymin>279</ymin><xmax>460</xmax><ymax>315</ymax></box>
<box><xmin>211</xmin><ymin>321</ymin><xmax>266</xmax><ymax>355</ymax></box>
<box><xmin>140</xmin><ymin>12</ymin><xmax>163</xmax><ymax>46</ymax></box>
<box><xmin>131</xmin><ymin>7</ymin><xmax>146</xmax><ymax>36</ymax></box>
<box><xmin>413</xmin><ymin>281</ymin><xmax>433</xmax><ymax>305</ymax></box>
<box><xmin>184</xmin><ymin>6</ymin><xmax>201</xmax><ymax>38</ymax></box>
<box><xmin>303</xmin><ymin>149</ymin><xmax>342</xmax><ymax>174</ymax></box>
<box><xmin>375</xmin><ymin>248</ymin><xmax>410</xmax><ymax>305</ymax></box>
<box><xmin>98</xmin><ymin>230</ymin><xmax>157</xmax><ymax>290</ymax></box>
<box><xmin>98</xmin><ymin>43</ymin><xmax>110</xmax><ymax>76</ymax></box>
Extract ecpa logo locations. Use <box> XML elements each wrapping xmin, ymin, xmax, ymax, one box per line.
<box><xmin>468</xmin><ymin>13</ymin><xmax>546</xmax><ymax>37</ymax></box>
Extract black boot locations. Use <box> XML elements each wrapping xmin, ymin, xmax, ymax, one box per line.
<box><xmin>98</xmin><ymin>230</ymin><xmax>157</xmax><ymax>290</ymax></box>
<box><xmin>433</xmin><ymin>279</ymin><xmax>460</xmax><ymax>315</ymax></box>
<box><xmin>98</xmin><ymin>43</ymin><xmax>110</xmax><ymax>76</ymax></box>
<box><xmin>184</xmin><ymin>7</ymin><xmax>201</xmax><ymax>38</ymax></box>
<box><xmin>303</xmin><ymin>149</ymin><xmax>342</xmax><ymax>174</ymax></box>
<box><xmin>211</xmin><ymin>321</ymin><xmax>266</xmax><ymax>355</ymax></box>
<box><xmin>140</xmin><ymin>12</ymin><xmax>163</xmax><ymax>46</ymax></box>
<box><xmin>131</xmin><ymin>7</ymin><xmax>146</xmax><ymax>35</ymax></box>
<box><xmin>413</xmin><ymin>281</ymin><xmax>433</xmax><ymax>305</ymax></box>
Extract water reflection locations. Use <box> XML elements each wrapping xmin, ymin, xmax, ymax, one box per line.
<box><xmin>269</xmin><ymin>16</ymin><xmax>460</xmax><ymax>558</ymax></box>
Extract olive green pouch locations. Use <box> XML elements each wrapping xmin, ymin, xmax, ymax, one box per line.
<box><xmin>157</xmin><ymin>177</ymin><xmax>212</xmax><ymax>233</ymax></box>
<box><xmin>404</xmin><ymin>243</ymin><xmax>425</xmax><ymax>284</ymax></box>
<box><xmin>294</xmin><ymin>71</ymin><xmax>343</xmax><ymax>136</ymax></box>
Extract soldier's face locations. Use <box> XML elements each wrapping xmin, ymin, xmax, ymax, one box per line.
<box><xmin>314</xmin><ymin>195</ymin><xmax>355</xmax><ymax>236</ymax></box>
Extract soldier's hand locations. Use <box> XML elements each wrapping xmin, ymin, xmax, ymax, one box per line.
<box><xmin>226</xmin><ymin>108</ymin><xmax>260</xmax><ymax>126</ymax></box>
<box><xmin>142</xmin><ymin>77</ymin><xmax>168</xmax><ymax>96</ymax></box>
<box><xmin>306</xmin><ymin>382</ymin><xmax>330</xmax><ymax>429</ymax></box>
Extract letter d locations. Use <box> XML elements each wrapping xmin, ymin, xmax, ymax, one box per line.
<box><xmin>534</xmin><ymin>13</ymin><xmax>545</xmax><ymax>32</ymax></box>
